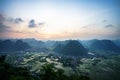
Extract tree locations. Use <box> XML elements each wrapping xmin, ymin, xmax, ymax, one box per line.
<box><xmin>0</xmin><ymin>55</ymin><xmax>6</xmax><ymax>63</ymax></box>
<box><xmin>39</xmin><ymin>63</ymin><xmax>91</xmax><ymax>80</ymax></box>
<box><xmin>0</xmin><ymin>55</ymin><xmax>36</xmax><ymax>80</ymax></box>
<box><xmin>40</xmin><ymin>63</ymin><xmax>57</xmax><ymax>80</ymax></box>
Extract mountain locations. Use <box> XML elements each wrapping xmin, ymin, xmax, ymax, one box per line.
<box><xmin>82</xmin><ymin>39</ymin><xmax>120</xmax><ymax>55</ymax></box>
<box><xmin>101</xmin><ymin>40</ymin><xmax>120</xmax><ymax>52</ymax></box>
<box><xmin>14</xmin><ymin>40</ymin><xmax>31</xmax><ymax>51</ymax></box>
<box><xmin>21</xmin><ymin>38</ymin><xmax>45</xmax><ymax>48</ymax></box>
<box><xmin>8</xmin><ymin>38</ymin><xmax>45</xmax><ymax>48</ymax></box>
<box><xmin>80</xmin><ymin>39</ymin><xmax>98</xmax><ymax>48</ymax></box>
<box><xmin>53</xmin><ymin>44</ymin><xmax>64</xmax><ymax>53</ymax></box>
<box><xmin>112</xmin><ymin>39</ymin><xmax>120</xmax><ymax>48</ymax></box>
<box><xmin>54</xmin><ymin>40</ymin><xmax>88</xmax><ymax>56</ymax></box>
<box><xmin>0</xmin><ymin>40</ymin><xmax>31</xmax><ymax>53</ymax></box>
<box><xmin>45</xmin><ymin>40</ymin><xmax>72</xmax><ymax>50</ymax></box>
<box><xmin>45</xmin><ymin>40</ymin><xmax>57</xmax><ymax>48</ymax></box>
<box><xmin>0</xmin><ymin>40</ymin><xmax>15</xmax><ymax>52</ymax></box>
<box><xmin>87</xmin><ymin>39</ymin><xmax>104</xmax><ymax>51</ymax></box>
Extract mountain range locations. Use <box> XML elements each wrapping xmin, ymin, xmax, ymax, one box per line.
<box><xmin>0</xmin><ymin>40</ymin><xmax>31</xmax><ymax>53</ymax></box>
<box><xmin>0</xmin><ymin>38</ymin><xmax>120</xmax><ymax>56</ymax></box>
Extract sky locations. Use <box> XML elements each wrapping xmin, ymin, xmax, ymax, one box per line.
<box><xmin>0</xmin><ymin>0</ymin><xmax>120</xmax><ymax>40</ymax></box>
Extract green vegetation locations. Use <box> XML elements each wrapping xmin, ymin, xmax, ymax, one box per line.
<box><xmin>0</xmin><ymin>55</ymin><xmax>35</xmax><ymax>80</ymax></box>
<box><xmin>39</xmin><ymin>63</ymin><xmax>90</xmax><ymax>80</ymax></box>
<box><xmin>1</xmin><ymin>53</ymin><xmax>120</xmax><ymax>80</ymax></box>
<box><xmin>0</xmin><ymin>55</ymin><xmax>91</xmax><ymax>80</ymax></box>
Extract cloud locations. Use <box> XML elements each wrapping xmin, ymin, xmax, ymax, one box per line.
<box><xmin>0</xmin><ymin>14</ymin><xmax>5</xmax><ymax>23</ymax></box>
<box><xmin>15</xmin><ymin>18</ymin><xmax>24</xmax><ymax>24</ymax></box>
<box><xmin>105</xmin><ymin>24</ymin><xmax>114</xmax><ymax>28</ymax></box>
<box><xmin>7</xmin><ymin>17</ymin><xmax>14</xmax><ymax>22</ymax></box>
<box><xmin>7</xmin><ymin>17</ymin><xmax>24</xmax><ymax>24</ymax></box>
<box><xmin>0</xmin><ymin>14</ymin><xmax>10</xmax><ymax>32</ymax></box>
<box><xmin>28</xmin><ymin>19</ymin><xmax>45</xmax><ymax>28</ymax></box>
<box><xmin>39</xmin><ymin>22</ymin><xmax>45</xmax><ymax>26</ymax></box>
<box><xmin>0</xmin><ymin>22</ymin><xmax>9</xmax><ymax>32</ymax></box>
<box><xmin>81</xmin><ymin>26</ymin><xmax>88</xmax><ymax>28</ymax></box>
<box><xmin>29</xmin><ymin>19</ymin><xmax>35</xmax><ymax>28</ymax></box>
<box><xmin>103</xmin><ymin>20</ymin><xmax>107</xmax><ymax>23</ymax></box>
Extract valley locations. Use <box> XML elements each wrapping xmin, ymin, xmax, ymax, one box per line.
<box><xmin>0</xmin><ymin>39</ymin><xmax>120</xmax><ymax>80</ymax></box>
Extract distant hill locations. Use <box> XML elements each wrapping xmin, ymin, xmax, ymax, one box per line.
<box><xmin>54</xmin><ymin>40</ymin><xmax>88</xmax><ymax>56</ymax></box>
<box><xmin>0</xmin><ymin>40</ymin><xmax>15</xmax><ymax>52</ymax></box>
<box><xmin>80</xmin><ymin>39</ymin><xmax>98</xmax><ymax>48</ymax></box>
<box><xmin>112</xmin><ymin>39</ymin><xmax>120</xmax><ymax>48</ymax></box>
<box><xmin>101</xmin><ymin>40</ymin><xmax>120</xmax><ymax>52</ymax></box>
<box><xmin>21</xmin><ymin>38</ymin><xmax>45</xmax><ymax>48</ymax></box>
<box><xmin>81</xmin><ymin>39</ymin><xmax>120</xmax><ymax>55</ymax></box>
<box><xmin>14</xmin><ymin>40</ymin><xmax>31</xmax><ymax>51</ymax></box>
<box><xmin>45</xmin><ymin>40</ymin><xmax>57</xmax><ymax>48</ymax></box>
<box><xmin>1</xmin><ymin>38</ymin><xmax>120</xmax><ymax>56</ymax></box>
<box><xmin>7</xmin><ymin>38</ymin><xmax>45</xmax><ymax>48</ymax></box>
<box><xmin>0</xmin><ymin>40</ymin><xmax>31</xmax><ymax>52</ymax></box>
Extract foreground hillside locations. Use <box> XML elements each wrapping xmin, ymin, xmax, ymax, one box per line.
<box><xmin>3</xmin><ymin>52</ymin><xmax>120</xmax><ymax>80</ymax></box>
<box><xmin>0</xmin><ymin>55</ymin><xmax>90</xmax><ymax>80</ymax></box>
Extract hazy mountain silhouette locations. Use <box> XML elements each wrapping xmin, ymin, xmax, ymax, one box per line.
<box><xmin>80</xmin><ymin>39</ymin><xmax>98</xmax><ymax>48</ymax></box>
<box><xmin>112</xmin><ymin>39</ymin><xmax>120</xmax><ymax>48</ymax></box>
<box><xmin>22</xmin><ymin>38</ymin><xmax>45</xmax><ymax>48</ymax></box>
<box><xmin>0</xmin><ymin>40</ymin><xmax>31</xmax><ymax>52</ymax></box>
<box><xmin>0</xmin><ymin>40</ymin><xmax>15</xmax><ymax>52</ymax></box>
<box><xmin>82</xmin><ymin>39</ymin><xmax>120</xmax><ymax>55</ymax></box>
<box><xmin>14</xmin><ymin>40</ymin><xmax>31</xmax><ymax>51</ymax></box>
<box><xmin>1</xmin><ymin>38</ymin><xmax>120</xmax><ymax>56</ymax></box>
<box><xmin>54</xmin><ymin>40</ymin><xmax>88</xmax><ymax>56</ymax></box>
